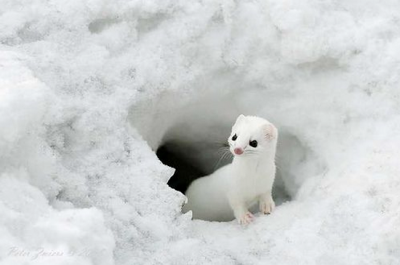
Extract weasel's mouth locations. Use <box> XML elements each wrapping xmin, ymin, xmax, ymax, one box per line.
<box><xmin>233</xmin><ymin>148</ymin><xmax>244</xmax><ymax>155</ymax></box>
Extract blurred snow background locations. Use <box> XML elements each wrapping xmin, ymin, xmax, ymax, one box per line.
<box><xmin>1</xmin><ymin>0</ymin><xmax>400</xmax><ymax>264</ymax></box>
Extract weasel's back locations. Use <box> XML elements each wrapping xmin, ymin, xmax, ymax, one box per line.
<box><xmin>183</xmin><ymin>165</ymin><xmax>234</xmax><ymax>221</ymax></box>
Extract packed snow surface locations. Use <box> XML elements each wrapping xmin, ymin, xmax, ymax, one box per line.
<box><xmin>1</xmin><ymin>0</ymin><xmax>400</xmax><ymax>264</ymax></box>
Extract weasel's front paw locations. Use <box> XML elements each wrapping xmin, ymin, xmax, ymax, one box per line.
<box><xmin>238</xmin><ymin>212</ymin><xmax>254</xmax><ymax>225</ymax></box>
<box><xmin>260</xmin><ymin>197</ymin><xmax>275</xmax><ymax>214</ymax></box>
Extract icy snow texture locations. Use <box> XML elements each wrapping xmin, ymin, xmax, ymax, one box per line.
<box><xmin>1</xmin><ymin>0</ymin><xmax>400</xmax><ymax>264</ymax></box>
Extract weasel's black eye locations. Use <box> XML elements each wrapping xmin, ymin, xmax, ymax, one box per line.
<box><xmin>232</xmin><ymin>134</ymin><xmax>237</xmax><ymax>141</ymax></box>
<box><xmin>249</xmin><ymin>140</ymin><xmax>258</xmax><ymax>148</ymax></box>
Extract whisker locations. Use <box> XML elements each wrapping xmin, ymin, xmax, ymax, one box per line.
<box><xmin>215</xmin><ymin>148</ymin><xmax>226</xmax><ymax>155</ymax></box>
<box><xmin>244</xmin><ymin>151</ymin><xmax>259</xmax><ymax>154</ymax></box>
<box><xmin>215</xmin><ymin>146</ymin><xmax>229</xmax><ymax>156</ymax></box>
<box><xmin>213</xmin><ymin>150</ymin><xmax>231</xmax><ymax>171</ymax></box>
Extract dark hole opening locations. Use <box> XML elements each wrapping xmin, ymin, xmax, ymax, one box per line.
<box><xmin>156</xmin><ymin>142</ymin><xmax>207</xmax><ymax>194</ymax></box>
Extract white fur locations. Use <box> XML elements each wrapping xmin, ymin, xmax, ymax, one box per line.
<box><xmin>182</xmin><ymin>115</ymin><xmax>278</xmax><ymax>224</ymax></box>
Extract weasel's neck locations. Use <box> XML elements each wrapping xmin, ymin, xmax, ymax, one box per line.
<box><xmin>232</xmin><ymin>150</ymin><xmax>276</xmax><ymax>170</ymax></box>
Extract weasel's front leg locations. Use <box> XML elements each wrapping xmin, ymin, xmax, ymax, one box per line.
<box><xmin>259</xmin><ymin>192</ymin><xmax>275</xmax><ymax>214</ymax></box>
<box><xmin>229</xmin><ymin>200</ymin><xmax>254</xmax><ymax>225</ymax></box>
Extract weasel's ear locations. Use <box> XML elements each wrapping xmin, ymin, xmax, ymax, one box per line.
<box><xmin>264</xmin><ymin>123</ymin><xmax>277</xmax><ymax>141</ymax></box>
<box><xmin>235</xmin><ymin>114</ymin><xmax>246</xmax><ymax>125</ymax></box>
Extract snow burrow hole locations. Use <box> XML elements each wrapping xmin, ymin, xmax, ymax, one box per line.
<box><xmin>130</xmin><ymin>88</ymin><xmax>326</xmax><ymax>219</ymax></box>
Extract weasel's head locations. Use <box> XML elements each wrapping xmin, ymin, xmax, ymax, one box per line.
<box><xmin>228</xmin><ymin>114</ymin><xmax>278</xmax><ymax>157</ymax></box>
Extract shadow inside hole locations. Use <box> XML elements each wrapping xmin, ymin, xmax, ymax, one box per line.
<box><xmin>156</xmin><ymin>142</ymin><xmax>207</xmax><ymax>194</ymax></box>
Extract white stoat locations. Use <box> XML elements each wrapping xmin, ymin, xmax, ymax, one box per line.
<box><xmin>182</xmin><ymin>114</ymin><xmax>278</xmax><ymax>225</ymax></box>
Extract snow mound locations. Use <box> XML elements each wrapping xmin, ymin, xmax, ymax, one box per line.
<box><xmin>1</xmin><ymin>0</ymin><xmax>400</xmax><ymax>264</ymax></box>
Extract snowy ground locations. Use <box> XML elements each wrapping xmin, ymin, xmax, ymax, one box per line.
<box><xmin>1</xmin><ymin>0</ymin><xmax>400</xmax><ymax>264</ymax></box>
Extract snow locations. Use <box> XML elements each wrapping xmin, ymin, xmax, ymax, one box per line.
<box><xmin>1</xmin><ymin>0</ymin><xmax>400</xmax><ymax>264</ymax></box>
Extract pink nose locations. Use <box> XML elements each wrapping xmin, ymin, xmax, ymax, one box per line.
<box><xmin>234</xmin><ymin>148</ymin><xmax>244</xmax><ymax>155</ymax></box>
